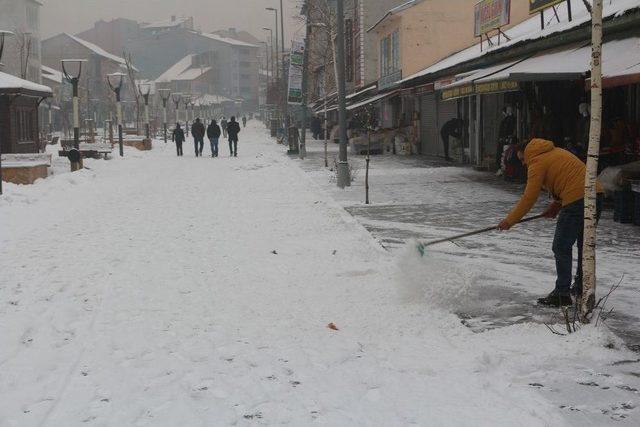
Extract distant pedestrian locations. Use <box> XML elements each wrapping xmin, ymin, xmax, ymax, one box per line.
<box><xmin>207</xmin><ymin>119</ymin><xmax>221</xmax><ymax>157</ymax></box>
<box><xmin>191</xmin><ymin>118</ymin><xmax>205</xmax><ymax>157</ymax></box>
<box><xmin>227</xmin><ymin>116</ymin><xmax>241</xmax><ymax>157</ymax></box>
<box><xmin>440</xmin><ymin>118</ymin><xmax>463</xmax><ymax>161</ymax></box>
<box><xmin>242</xmin><ymin>116</ymin><xmax>247</xmax><ymax>128</ymax></box>
<box><xmin>221</xmin><ymin>117</ymin><xmax>228</xmax><ymax>138</ymax></box>
<box><xmin>172</xmin><ymin>123</ymin><xmax>184</xmax><ymax>156</ymax></box>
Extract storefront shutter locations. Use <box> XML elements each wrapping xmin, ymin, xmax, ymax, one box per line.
<box><xmin>420</xmin><ymin>93</ymin><xmax>438</xmax><ymax>155</ymax></box>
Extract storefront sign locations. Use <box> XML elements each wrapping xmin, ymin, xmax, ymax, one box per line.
<box><xmin>288</xmin><ymin>40</ymin><xmax>305</xmax><ymax>105</ymax></box>
<box><xmin>441</xmin><ymin>85</ymin><xmax>475</xmax><ymax>100</ymax></box>
<box><xmin>475</xmin><ymin>80</ymin><xmax>519</xmax><ymax>94</ymax></box>
<box><xmin>441</xmin><ymin>80</ymin><xmax>519</xmax><ymax>100</ymax></box>
<box><xmin>474</xmin><ymin>0</ymin><xmax>511</xmax><ymax>37</ymax></box>
<box><xmin>528</xmin><ymin>0</ymin><xmax>565</xmax><ymax>14</ymax></box>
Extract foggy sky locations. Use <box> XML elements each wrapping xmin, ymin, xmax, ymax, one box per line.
<box><xmin>40</xmin><ymin>0</ymin><xmax>303</xmax><ymax>43</ymax></box>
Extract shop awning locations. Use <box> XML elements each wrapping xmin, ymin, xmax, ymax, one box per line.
<box><xmin>347</xmin><ymin>90</ymin><xmax>400</xmax><ymax>111</ymax></box>
<box><xmin>600</xmin><ymin>37</ymin><xmax>640</xmax><ymax>88</ymax></box>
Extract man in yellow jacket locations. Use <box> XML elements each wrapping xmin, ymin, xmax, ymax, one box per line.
<box><xmin>497</xmin><ymin>139</ymin><xmax>603</xmax><ymax>307</ymax></box>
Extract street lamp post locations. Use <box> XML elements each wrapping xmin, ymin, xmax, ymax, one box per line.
<box><xmin>172</xmin><ymin>92</ymin><xmax>182</xmax><ymax>126</ymax></box>
<box><xmin>139</xmin><ymin>83</ymin><xmax>151</xmax><ymax>139</ymax></box>
<box><xmin>279</xmin><ymin>0</ymin><xmax>290</xmax><ymax>149</ymax></box>
<box><xmin>106</xmin><ymin>72</ymin><xmax>126</xmax><ymax>157</ymax></box>
<box><xmin>262</xmin><ymin>28</ymin><xmax>274</xmax><ymax>83</ymax></box>
<box><xmin>159</xmin><ymin>88</ymin><xmax>171</xmax><ymax>143</ymax></box>
<box><xmin>335</xmin><ymin>0</ymin><xmax>350</xmax><ymax>187</ymax></box>
<box><xmin>184</xmin><ymin>93</ymin><xmax>193</xmax><ymax>136</ymax></box>
<box><xmin>0</xmin><ymin>30</ymin><xmax>15</xmax><ymax>195</ymax></box>
<box><xmin>61</xmin><ymin>59</ymin><xmax>87</xmax><ymax>150</ymax></box>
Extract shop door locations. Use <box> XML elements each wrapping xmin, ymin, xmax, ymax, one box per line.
<box><xmin>482</xmin><ymin>94</ymin><xmax>505</xmax><ymax>168</ymax></box>
<box><xmin>420</xmin><ymin>93</ymin><xmax>438</xmax><ymax>156</ymax></box>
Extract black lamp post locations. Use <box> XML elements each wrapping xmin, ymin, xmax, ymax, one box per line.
<box><xmin>159</xmin><ymin>88</ymin><xmax>171</xmax><ymax>143</ymax></box>
<box><xmin>61</xmin><ymin>59</ymin><xmax>87</xmax><ymax>150</ymax></box>
<box><xmin>185</xmin><ymin>93</ymin><xmax>193</xmax><ymax>136</ymax></box>
<box><xmin>172</xmin><ymin>92</ymin><xmax>182</xmax><ymax>126</ymax></box>
<box><xmin>139</xmin><ymin>83</ymin><xmax>151</xmax><ymax>139</ymax></box>
<box><xmin>0</xmin><ymin>30</ymin><xmax>15</xmax><ymax>195</ymax></box>
<box><xmin>106</xmin><ymin>72</ymin><xmax>126</xmax><ymax>157</ymax></box>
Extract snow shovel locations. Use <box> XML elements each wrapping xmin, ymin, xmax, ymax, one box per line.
<box><xmin>416</xmin><ymin>214</ymin><xmax>545</xmax><ymax>256</ymax></box>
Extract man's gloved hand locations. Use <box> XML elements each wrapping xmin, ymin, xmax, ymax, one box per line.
<box><xmin>542</xmin><ymin>201</ymin><xmax>562</xmax><ymax>219</ymax></box>
<box><xmin>497</xmin><ymin>219</ymin><xmax>512</xmax><ymax>231</ymax></box>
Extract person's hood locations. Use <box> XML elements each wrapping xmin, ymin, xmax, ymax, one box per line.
<box><xmin>524</xmin><ymin>138</ymin><xmax>555</xmax><ymax>164</ymax></box>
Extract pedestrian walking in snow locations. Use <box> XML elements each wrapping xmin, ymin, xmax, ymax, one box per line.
<box><xmin>242</xmin><ymin>116</ymin><xmax>247</xmax><ymax>128</ymax></box>
<box><xmin>221</xmin><ymin>117</ymin><xmax>228</xmax><ymax>139</ymax></box>
<box><xmin>497</xmin><ymin>138</ymin><xmax>604</xmax><ymax>307</ymax></box>
<box><xmin>191</xmin><ymin>118</ymin><xmax>206</xmax><ymax>157</ymax></box>
<box><xmin>227</xmin><ymin>116</ymin><xmax>241</xmax><ymax>157</ymax></box>
<box><xmin>440</xmin><ymin>118</ymin><xmax>463</xmax><ymax>162</ymax></box>
<box><xmin>207</xmin><ymin>119</ymin><xmax>221</xmax><ymax>157</ymax></box>
<box><xmin>172</xmin><ymin>123</ymin><xmax>185</xmax><ymax>156</ymax></box>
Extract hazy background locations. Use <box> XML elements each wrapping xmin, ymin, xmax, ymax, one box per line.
<box><xmin>41</xmin><ymin>0</ymin><xmax>303</xmax><ymax>43</ymax></box>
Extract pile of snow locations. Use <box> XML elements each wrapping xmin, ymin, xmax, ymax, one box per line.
<box><xmin>395</xmin><ymin>241</ymin><xmax>476</xmax><ymax>310</ymax></box>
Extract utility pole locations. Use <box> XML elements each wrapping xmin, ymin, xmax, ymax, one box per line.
<box><xmin>280</xmin><ymin>0</ymin><xmax>290</xmax><ymax>149</ymax></box>
<box><xmin>299</xmin><ymin>15</ymin><xmax>311</xmax><ymax>159</ymax></box>
<box><xmin>335</xmin><ymin>0</ymin><xmax>350</xmax><ymax>187</ymax></box>
<box><xmin>581</xmin><ymin>0</ymin><xmax>603</xmax><ymax>320</ymax></box>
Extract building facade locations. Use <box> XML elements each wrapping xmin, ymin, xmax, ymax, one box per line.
<box><xmin>0</xmin><ymin>0</ymin><xmax>43</xmax><ymax>83</ymax></box>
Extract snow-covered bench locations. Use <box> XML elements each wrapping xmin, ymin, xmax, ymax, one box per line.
<box><xmin>1</xmin><ymin>153</ymin><xmax>51</xmax><ymax>185</ymax></box>
<box><xmin>59</xmin><ymin>142</ymin><xmax>113</xmax><ymax>160</ymax></box>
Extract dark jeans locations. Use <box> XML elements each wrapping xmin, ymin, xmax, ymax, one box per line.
<box><xmin>194</xmin><ymin>137</ymin><xmax>204</xmax><ymax>156</ymax></box>
<box><xmin>440</xmin><ymin>132</ymin><xmax>450</xmax><ymax>159</ymax></box>
<box><xmin>176</xmin><ymin>141</ymin><xmax>183</xmax><ymax>156</ymax></box>
<box><xmin>552</xmin><ymin>195</ymin><xmax>603</xmax><ymax>295</ymax></box>
<box><xmin>209</xmin><ymin>137</ymin><xmax>219</xmax><ymax>157</ymax></box>
<box><xmin>229</xmin><ymin>138</ymin><xmax>238</xmax><ymax>156</ymax></box>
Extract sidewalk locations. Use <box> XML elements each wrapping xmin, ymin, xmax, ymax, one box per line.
<box><xmin>296</xmin><ymin>136</ymin><xmax>640</xmax><ymax>347</ymax></box>
<box><xmin>1</xmin><ymin>124</ymin><xmax>639</xmax><ymax>425</ymax></box>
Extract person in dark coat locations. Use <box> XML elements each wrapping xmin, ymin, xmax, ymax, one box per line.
<box><xmin>242</xmin><ymin>116</ymin><xmax>247</xmax><ymax>128</ymax></box>
<box><xmin>310</xmin><ymin>116</ymin><xmax>322</xmax><ymax>140</ymax></box>
<box><xmin>497</xmin><ymin>106</ymin><xmax>516</xmax><ymax>169</ymax></box>
<box><xmin>191</xmin><ymin>118</ymin><xmax>206</xmax><ymax>157</ymax></box>
<box><xmin>207</xmin><ymin>119</ymin><xmax>222</xmax><ymax>157</ymax></box>
<box><xmin>227</xmin><ymin>116</ymin><xmax>241</xmax><ymax>157</ymax></box>
<box><xmin>440</xmin><ymin>118</ymin><xmax>463</xmax><ymax>161</ymax></box>
<box><xmin>172</xmin><ymin>123</ymin><xmax>185</xmax><ymax>156</ymax></box>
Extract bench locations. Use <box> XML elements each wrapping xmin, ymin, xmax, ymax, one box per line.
<box><xmin>59</xmin><ymin>143</ymin><xmax>112</xmax><ymax>160</ymax></box>
<box><xmin>1</xmin><ymin>153</ymin><xmax>52</xmax><ymax>185</ymax></box>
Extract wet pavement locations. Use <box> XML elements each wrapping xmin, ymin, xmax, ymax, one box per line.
<box><xmin>295</xmin><ymin>137</ymin><xmax>640</xmax><ymax>349</ymax></box>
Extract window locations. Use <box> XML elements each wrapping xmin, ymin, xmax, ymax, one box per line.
<box><xmin>380</xmin><ymin>30</ymin><xmax>400</xmax><ymax>77</ymax></box>
<box><xmin>14</xmin><ymin>108</ymin><xmax>35</xmax><ymax>143</ymax></box>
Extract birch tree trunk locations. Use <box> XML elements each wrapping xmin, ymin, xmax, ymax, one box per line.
<box><xmin>581</xmin><ymin>0</ymin><xmax>603</xmax><ymax>320</ymax></box>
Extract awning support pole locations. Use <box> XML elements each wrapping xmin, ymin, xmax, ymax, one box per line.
<box><xmin>567</xmin><ymin>0</ymin><xmax>573</xmax><ymax>21</ymax></box>
<box><xmin>540</xmin><ymin>10</ymin><xmax>545</xmax><ymax>30</ymax></box>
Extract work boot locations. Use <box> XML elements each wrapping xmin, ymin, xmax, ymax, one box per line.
<box><xmin>537</xmin><ymin>290</ymin><xmax>572</xmax><ymax>307</ymax></box>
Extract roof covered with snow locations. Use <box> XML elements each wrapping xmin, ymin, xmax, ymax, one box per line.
<box><xmin>141</xmin><ymin>16</ymin><xmax>191</xmax><ymax>30</ymax></box>
<box><xmin>399</xmin><ymin>0</ymin><xmax>640</xmax><ymax>86</ymax></box>
<box><xmin>65</xmin><ymin>33</ymin><xmax>129</xmax><ymax>67</ymax></box>
<box><xmin>155</xmin><ymin>55</ymin><xmax>195</xmax><ymax>83</ymax></box>
<box><xmin>367</xmin><ymin>0</ymin><xmax>422</xmax><ymax>33</ymax></box>
<box><xmin>0</xmin><ymin>71</ymin><xmax>52</xmax><ymax>97</ymax></box>
<box><xmin>192</xmin><ymin>31</ymin><xmax>259</xmax><ymax>48</ymax></box>
<box><xmin>41</xmin><ymin>65</ymin><xmax>63</xmax><ymax>84</ymax></box>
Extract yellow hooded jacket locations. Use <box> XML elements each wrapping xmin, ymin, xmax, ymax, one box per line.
<box><xmin>505</xmin><ymin>139</ymin><xmax>602</xmax><ymax>225</ymax></box>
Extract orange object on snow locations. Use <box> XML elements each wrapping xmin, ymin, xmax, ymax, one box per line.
<box><xmin>327</xmin><ymin>323</ymin><xmax>339</xmax><ymax>331</ymax></box>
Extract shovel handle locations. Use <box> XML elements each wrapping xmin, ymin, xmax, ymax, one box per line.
<box><xmin>417</xmin><ymin>213</ymin><xmax>545</xmax><ymax>251</ymax></box>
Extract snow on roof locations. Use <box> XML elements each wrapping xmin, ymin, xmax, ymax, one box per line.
<box><xmin>174</xmin><ymin>67</ymin><xmax>211</xmax><ymax>81</ymax></box>
<box><xmin>193</xmin><ymin>94</ymin><xmax>233</xmax><ymax>106</ymax></box>
<box><xmin>346</xmin><ymin>84</ymin><xmax>377</xmax><ymax>99</ymax></box>
<box><xmin>399</xmin><ymin>0</ymin><xmax>640</xmax><ymax>86</ymax></box>
<box><xmin>0</xmin><ymin>71</ymin><xmax>52</xmax><ymax>96</ymax></box>
<box><xmin>192</xmin><ymin>31</ymin><xmax>259</xmax><ymax>48</ymax></box>
<box><xmin>141</xmin><ymin>17</ymin><xmax>190</xmax><ymax>29</ymax></box>
<box><xmin>65</xmin><ymin>33</ymin><xmax>129</xmax><ymax>67</ymax></box>
<box><xmin>41</xmin><ymin>65</ymin><xmax>63</xmax><ymax>84</ymax></box>
<box><xmin>155</xmin><ymin>55</ymin><xmax>194</xmax><ymax>83</ymax></box>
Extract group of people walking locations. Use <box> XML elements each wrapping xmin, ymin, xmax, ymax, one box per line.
<box><xmin>172</xmin><ymin>116</ymin><xmax>243</xmax><ymax>158</ymax></box>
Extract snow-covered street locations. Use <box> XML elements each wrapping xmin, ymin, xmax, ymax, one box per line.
<box><xmin>1</xmin><ymin>123</ymin><xmax>639</xmax><ymax>426</ymax></box>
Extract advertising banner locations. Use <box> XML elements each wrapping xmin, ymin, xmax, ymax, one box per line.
<box><xmin>474</xmin><ymin>0</ymin><xmax>511</xmax><ymax>37</ymax></box>
<box><xmin>288</xmin><ymin>40</ymin><xmax>305</xmax><ymax>105</ymax></box>
<box><xmin>528</xmin><ymin>0</ymin><xmax>565</xmax><ymax>14</ymax></box>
